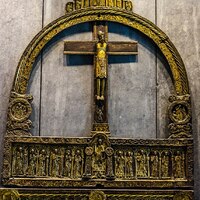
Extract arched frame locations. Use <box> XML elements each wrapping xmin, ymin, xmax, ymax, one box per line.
<box><xmin>13</xmin><ymin>8</ymin><xmax>189</xmax><ymax>96</ymax></box>
<box><xmin>2</xmin><ymin>7</ymin><xmax>193</xmax><ymax>198</ymax></box>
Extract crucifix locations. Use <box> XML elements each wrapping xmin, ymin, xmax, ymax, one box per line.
<box><xmin>64</xmin><ymin>22</ymin><xmax>138</xmax><ymax>134</ymax></box>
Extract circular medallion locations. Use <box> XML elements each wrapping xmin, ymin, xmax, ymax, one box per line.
<box><xmin>89</xmin><ymin>191</ymin><xmax>106</xmax><ymax>200</ymax></box>
<box><xmin>85</xmin><ymin>147</ymin><xmax>94</xmax><ymax>156</ymax></box>
<box><xmin>2</xmin><ymin>190</ymin><xmax>20</xmax><ymax>200</ymax></box>
<box><xmin>9</xmin><ymin>98</ymin><xmax>32</xmax><ymax>122</ymax></box>
<box><xmin>105</xmin><ymin>147</ymin><xmax>114</xmax><ymax>156</ymax></box>
<box><xmin>168</xmin><ymin>101</ymin><xmax>191</xmax><ymax>124</ymax></box>
<box><xmin>173</xmin><ymin>193</ymin><xmax>191</xmax><ymax>200</ymax></box>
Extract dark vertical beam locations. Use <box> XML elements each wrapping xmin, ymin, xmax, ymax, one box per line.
<box><xmin>39</xmin><ymin>0</ymin><xmax>45</xmax><ymax>137</ymax></box>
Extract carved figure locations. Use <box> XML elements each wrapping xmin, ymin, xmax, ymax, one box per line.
<box><xmin>92</xmin><ymin>138</ymin><xmax>106</xmax><ymax>178</ymax></box>
<box><xmin>37</xmin><ymin>149</ymin><xmax>47</xmax><ymax>176</ymax></box>
<box><xmin>91</xmin><ymin>0</ymin><xmax>98</xmax><ymax>6</ymax></box>
<box><xmin>28</xmin><ymin>148</ymin><xmax>37</xmax><ymax>176</ymax></box>
<box><xmin>64</xmin><ymin>149</ymin><xmax>72</xmax><ymax>178</ymax></box>
<box><xmin>115</xmin><ymin>151</ymin><xmax>125</xmax><ymax>178</ymax></box>
<box><xmin>73</xmin><ymin>149</ymin><xmax>82</xmax><ymax>178</ymax></box>
<box><xmin>15</xmin><ymin>146</ymin><xmax>24</xmax><ymax>175</ymax></box>
<box><xmin>96</xmin><ymin>31</ymin><xmax>107</xmax><ymax>101</ymax></box>
<box><xmin>174</xmin><ymin>151</ymin><xmax>184</xmax><ymax>178</ymax></box>
<box><xmin>96</xmin><ymin>105</ymin><xmax>104</xmax><ymax>122</ymax></box>
<box><xmin>116</xmin><ymin>0</ymin><xmax>122</xmax><ymax>8</ymax></box>
<box><xmin>84</xmin><ymin>0</ymin><xmax>90</xmax><ymax>7</ymax></box>
<box><xmin>125</xmin><ymin>151</ymin><xmax>133</xmax><ymax>178</ymax></box>
<box><xmin>150</xmin><ymin>151</ymin><xmax>159</xmax><ymax>177</ymax></box>
<box><xmin>84</xmin><ymin>147</ymin><xmax>94</xmax><ymax>178</ymax></box>
<box><xmin>107</xmin><ymin>0</ymin><xmax>114</xmax><ymax>7</ymax></box>
<box><xmin>124</xmin><ymin>0</ymin><xmax>132</xmax><ymax>11</ymax></box>
<box><xmin>76</xmin><ymin>0</ymin><xmax>82</xmax><ymax>9</ymax></box>
<box><xmin>105</xmin><ymin>147</ymin><xmax>115</xmax><ymax>179</ymax></box>
<box><xmin>11</xmin><ymin>102</ymin><xmax>27</xmax><ymax>119</ymax></box>
<box><xmin>23</xmin><ymin>147</ymin><xmax>29</xmax><ymax>175</ymax></box>
<box><xmin>173</xmin><ymin>105</ymin><xmax>187</xmax><ymax>121</ymax></box>
<box><xmin>99</xmin><ymin>0</ymin><xmax>106</xmax><ymax>6</ymax></box>
<box><xmin>12</xmin><ymin>147</ymin><xmax>17</xmax><ymax>175</ymax></box>
<box><xmin>161</xmin><ymin>151</ymin><xmax>170</xmax><ymax>177</ymax></box>
<box><xmin>50</xmin><ymin>148</ymin><xmax>62</xmax><ymax>177</ymax></box>
<box><xmin>65</xmin><ymin>2</ymin><xmax>74</xmax><ymax>12</ymax></box>
<box><xmin>136</xmin><ymin>150</ymin><xmax>147</xmax><ymax>177</ymax></box>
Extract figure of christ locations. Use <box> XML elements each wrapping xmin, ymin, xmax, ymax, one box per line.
<box><xmin>92</xmin><ymin>138</ymin><xmax>106</xmax><ymax>178</ymax></box>
<box><xmin>96</xmin><ymin>31</ymin><xmax>107</xmax><ymax>101</ymax></box>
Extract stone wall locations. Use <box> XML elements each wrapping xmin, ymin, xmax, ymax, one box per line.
<box><xmin>0</xmin><ymin>0</ymin><xmax>199</xmax><ymax>198</ymax></box>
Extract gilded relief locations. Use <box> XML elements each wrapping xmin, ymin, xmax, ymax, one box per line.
<box><xmin>115</xmin><ymin>150</ymin><xmax>125</xmax><ymax>178</ymax></box>
<box><xmin>10</xmin><ymin>141</ymin><xmax>187</xmax><ymax>182</ymax></box>
<box><xmin>168</xmin><ymin>95</ymin><xmax>192</xmax><ymax>138</ymax></box>
<box><xmin>65</xmin><ymin>0</ymin><xmax>133</xmax><ymax>12</ymax></box>
<box><xmin>92</xmin><ymin>137</ymin><xmax>106</xmax><ymax>178</ymax></box>
<box><xmin>37</xmin><ymin>149</ymin><xmax>48</xmax><ymax>176</ymax></box>
<box><xmin>12</xmin><ymin>146</ymin><xmax>24</xmax><ymax>176</ymax></box>
<box><xmin>50</xmin><ymin>148</ymin><xmax>63</xmax><ymax>177</ymax></box>
<box><xmin>2</xmin><ymin>0</ymin><xmax>193</xmax><ymax>199</ymax></box>
<box><xmin>64</xmin><ymin>149</ymin><xmax>72</xmax><ymax>178</ymax></box>
<box><xmin>28</xmin><ymin>148</ymin><xmax>37</xmax><ymax>176</ymax></box>
<box><xmin>173</xmin><ymin>151</ymin><xmax>185</xmax><ymax>179</ymax></box>
<box><xmin>149</xmin><ymin>151</ymin><xmax>159</xmax><ymax>178</ymax></box>
<box><xmin>73</xmin><ymin>149</ymin><xmax>83</xmax><ymax>178</ymax></box>
<box><xmin>125</xmin><ymin>151</ymin><xmax>134</xmax><ymax>178</ymax></box>
<box><xmin>135</xmin><ymin>150</ymin><xmax>148</xmax><ymax>178</ymax></box>
<box><xmin>161</xmin><ymin>151</ymin><xmax>171</xmax><ymax>178</ymax></box>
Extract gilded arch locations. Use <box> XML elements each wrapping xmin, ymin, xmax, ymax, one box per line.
<box><xmin>13</xmin><ymin>8</ymin><xmax>189</xmax><ymax>95</ymax></box>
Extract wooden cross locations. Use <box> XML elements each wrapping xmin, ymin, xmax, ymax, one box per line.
<box><xmin>64</xmin><ymin>23</ymin><xmax>138</xmax><ymax>134</ymax></box>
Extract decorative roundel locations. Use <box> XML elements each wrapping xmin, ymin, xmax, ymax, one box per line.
<box><xmin>105</xmin><ymin>147</ymin><xmax>114</xmax><ymax>156</ymax></box>
<box><xmin>89</xmin><ymin>191</ymin><xmax>106</xmax><ymax>200</ymax></box>
<box><xmin>173</xmin><ymin>193</ymin><xmax>191</xmax><ymax>200</ymax></box>
<box><xmin>2</xmin><ymin>190</ymin><xmax>20</xmax><ymax>200</ymax></box>
<box><xmin>168</xmin><ymin>101</ymin><xmax>191</xmax><ymax>124</ymax></box>
<box><xmin>85</xmin><ymin>147</ymin><xmax>94</xmax><ymax>156</ymax></box>
<box><xmin>9</xmin><ymin>98</ymin><xmax>32</xmax><ymax>122</ymax></box>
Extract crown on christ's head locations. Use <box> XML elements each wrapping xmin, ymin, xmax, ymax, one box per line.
<box><xmin>65</xmin><ymin>0</ymin><xmax>133</xmax><ymax>13</ymax></box>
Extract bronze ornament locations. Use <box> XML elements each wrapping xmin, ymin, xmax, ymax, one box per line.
<box><xmin>0</xmin><ymin>189</ymin><xmax>20</xmax><ymax>200</ymax></box>
<box><xmin>2</xmin><ymin>135</ymin><xmax>193</xmax><ymax>188</ymax></box>
<box><xmin>168</xmin><ymin>95</ymin><xmax>192</xmax><ymax>138</ymax></box>
<box><xmin>173</xmin><ymin>193</ymin><xmax>192</xmax><ymax>200</ymax></box>
<box><xmin>89</xmin><ymin>191</ymin><xmax>106</xmax><ymax>200</ymax></box>
<box><xmin>0</xmin><ymin>188</ymin><xmax>194</xmax><ymax>200</ymax></box>
<box><xmin>7</xmin><ymin>92</ymin><xmax>33</xmax><ymax>136</ymax></box>
<box><xmin>2</xmin><ymin>1</ymin><xmax>194</xmax><ymax>200</ymax></box>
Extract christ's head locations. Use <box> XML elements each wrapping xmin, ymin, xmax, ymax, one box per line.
<box><xmin>98</xmin><ymin>31</ymin><xmax>105</xmax><ymax>43</ymax></box>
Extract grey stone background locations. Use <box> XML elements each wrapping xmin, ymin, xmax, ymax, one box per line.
<box><xmin>0</xmin><ymin>0</ymin><xmax>199</xmax><ymax>198</ymax></box>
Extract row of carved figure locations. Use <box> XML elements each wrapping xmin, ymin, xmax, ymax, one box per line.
<box><xmin>12</xmin><ymin>145</ymin><xmax>185</xmax><ymax>179</ymax></box>
<box><xmin>12</xmin><ymin>146</ymin><xmax>84</xmax><ymax>178</ymax></box>
<box><xmin>65</xmin><ymin>0</ymin><xmax>133</xmax><ymax>13</ymax></box>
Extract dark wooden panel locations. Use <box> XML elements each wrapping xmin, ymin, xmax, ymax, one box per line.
<box><xmin>108</xmin><ymin>41</ymin><xmax>138</xmax><ymax>55</ymax></box>
<box><xmin>64</xmin><ymin>41</ymin><xmax>95</xmax><ymax>54</ymax></box>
